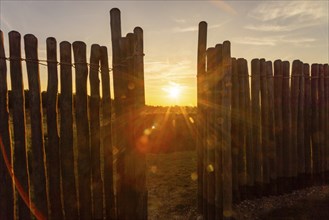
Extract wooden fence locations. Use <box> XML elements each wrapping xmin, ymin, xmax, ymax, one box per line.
<box><xmin>0</xmin><ymin>8</ymin><xmax>147</xmax><ymax>220</ymax></box>
<box><xmin>197</xmin><ymin>22</ymin><xmax>329</xmax><ymax>219</ymax></box>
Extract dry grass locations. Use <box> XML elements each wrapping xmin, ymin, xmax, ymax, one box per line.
<box><xmin>146</xmin><ymin>150</ymin><xmax>198</xmax><ymax>220</ymax></box>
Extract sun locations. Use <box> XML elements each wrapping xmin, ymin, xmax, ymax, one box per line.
<box><xmin>162</xmin><ymin>82</ymin><xmax>183</xmax><ymax>100</ymax></box>
<box><xmin>168</xmin><ymin>86</ymin><xmax>181</xmax><ymax>98</ymax></box>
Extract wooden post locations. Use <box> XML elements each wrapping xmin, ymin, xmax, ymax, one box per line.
<box><xmin>237</xmin><ymin>58</ymin><xmax>247</xmax><ymax>200</ymax></box>
<box><xmin>222</xmin><ymin>41</ymin><xmax>232</xmax><ymax>220</ymax></box>
<box><xmin>89</xmin><ymin>44</ymin><xmax>103</xmax><ymax>220</ymax></box>
<box><xmin>324</xmin><ymin>64</ymin><xmax>329</xmax><ymax>183</ymax></box>
<box><xmin>260</xmin><ymin>59</ymin><xmax>270</xmax><ymax>194</ymax></box>
<box><xmin>319</xmin><ymin>64</ymin><xmax>325</xmax><ymax>183</ymax></box>
<box><xmin>197</xmin><ymin>21</ymin><xmax>207</xmax><ymax>214</ymax></box>
<box><xmin>100</xmin><ymin>46</ymin><xmax>116</xmax><ymax>219</ymax></box>
<box><xmin>59</xmin><ymin>41</ymin><xmax>79</xmax><ymax>219</ymax></box>
<box><xmin>0</xmin><ymin>30</ymin><xmax>14</xmax><ymax>220</ymax></box>
<box><xmin>282</xmin><ymin>61</ymin><xmax>292</xmax><ymax>192</ymax></box>
<box><xmin>133</xmin><ymin>27</ymin><xmax>148</xmax><ymax>219</ymax></box>
<box><xmin>206</xmin><ymin>47</ymin><xmax>216</xmax><ymax>220</ymax></box>
<box><xmin>231</xmin><ymin>58</ymin><xmax>239</xmax><ymax>203</ymax></box>
<box><xmin>251</xmin><ymin>59</ymin><xmax>262</xmax><ymax>197</ymax></box>
<box><xmin>110</xmin><ymin>8</ymin><xmax>123</xmax><ymax>115</ymax></box>
<box><xmin>9</xmin><ymin>31</ymin><xmax>31</xmax><ymax>220</ymax></box>
<box><xmin>24</xmin><ymin>34</ymin><xmax>48</xmax><ymax>218</ymax></box>
<box><xmin>46</xmin><ymin>37</ymin><xmax>63</xmax><ymax>219</ymax></box>
<box><xmin>203</xmin><ymin>46</ymin><xmax>210</xmax><ymax>220</ymax></box>
<box><xmin>291</xmin><ymin>60</ymin><xmax>301</xmax><ymax>189</ymax></box>
<box><xmin>109</xmin><ymin>9</ymin><xmax>124</xmax><ymax>219</ymax></box>
<box><xmin>243</xmin><ymin>59</ymin><xmax>254</xmax><ymax>198</ymax></box>
<box><xmin>214</xmin><ymin>43</ymin><xmax>223</xmax><ymax>220</ymax></box>
<box><xmin>274</xmin><ymin>60</ymin><xmax>283</xmax><ymax>193</ymax></box>
<box><xmin>116</xmin><ymin>36</ymin><xmax>130</xmax><ymax>220</ymax></box>
<box><xmin>303</xmin><ymin>64</ymin><xmax>312</xmax><ymax>187</ymax></box>
<box><xmin>297</xmin><ymin>61</ymin><xmax>305</xmax><ymax>188</ymax></box>
<box><xmin>266</xmin><ymin>61</ymin><xmax>276</xmax><ymax>194</ymax></box>
<box><xmin>311</xmin><ymin>64</ymin><xmax>320</xmax><ymax>184</ymax></box>
<box><xmin>73</xmin><ymin>41</ymin><xmax>92</xmax><ymax>219</ymax></box>
<box><xmin>134</xmin><ymin>27</ymin><xmax>145</xmax><ymax>106</ymax></box>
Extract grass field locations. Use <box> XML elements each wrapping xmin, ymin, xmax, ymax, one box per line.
<box><xmin>147</xmin><ymin>150</ymin><xmax>198</xmax><ymax>219</ymax></box>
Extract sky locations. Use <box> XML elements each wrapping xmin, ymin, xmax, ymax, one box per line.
<box><xmin>0</xmin><ymin>0</ymin><xmax>328</xmax><ymax>106</ymax></box>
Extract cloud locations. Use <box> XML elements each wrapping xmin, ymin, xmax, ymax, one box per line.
<box><xmin>234</xmin><ymin>36</ymin><xmax>316</xmax><ymax>47</ymax></box>
<box><xmin>144</xmin><ymin>59</ymin><xmax>195</xmax><ymax>81</ymax></box>
<box><xmin>172</xmin><ymin>21</ymin><xmax>229</xmax><ymax>33</ymax></box>
<box><xmin>173</xmin><ymin>18</ymin><xmax>186</xmax><ymax>24</ymax></box>
<box><xmin>246</xmin><ymin>1</ymin><xmax>328</xmax><ymax>32</ymax></box>
<box><xmin>234</xmin><ymin>37</ymin><xmax>277</xmax><ymax>46</ymax></box>
<box><xmin>249</xmin><ymin>1</ymin><xmax>327</xmax><ymax>22</ymax></box>
<box><xmin>210</xmin><ymin>0</ymin><xmax>238</xmax><ymax>16</ymax></box>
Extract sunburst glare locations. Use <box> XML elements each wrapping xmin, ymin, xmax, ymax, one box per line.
<box><xmin>162</xmin><ymin>82</ymin><xmax>183</xmax><ymax>100</ymax></box>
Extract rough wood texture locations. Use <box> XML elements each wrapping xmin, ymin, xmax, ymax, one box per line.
<box><xmin>237</xmin><ymin>58</ymin><xmax>247</xmax><ymax>197</ymax></box>
<box><xmin>133</xmin><ymin>27</ymin><xmax>148</xmax><ymax>220</ymax></box>
<box><xmin>24</xmin><ymin>34</ymin><xmax>48</xmax><ymax>218</ymax></box>
<box><xmin>100</xmin><ymin>46</ymin><xmax>116</xmax><ymax>219</ymax></box>
<box><xmin>110</xmin><ymin>8</ymin><xmax>123</xmax><ymax>115</ymax></box>
<box><xmin>311</xmin><ymin>64</ymin><xmax>320</xmax><ymax>180</ymax></box>
<box><xmin>116</xmin><ymin>36</ymin><xmax>130</xmax><ymax>220</ymax></box>
<box><xmin>291</xmin><ymin>60</ymin><xmax>300</xmax><ymax>182</ymax></box>
<box><xmin>9</xmin><ymin>31</ymin><xmax>31</xmax><ymax>220</ymax></box>
<box><xmin>324</xmin><ymin>64</ymin><xmax>329</xmax><ymax>179</ymax></box>
<box><xmin>274</xmin><ymin>60</ymin><xmax>283</xmax><ymax>191</ymax></box>
<box><xmin>197</xmin><ymin>21</ymin><xmax>207</xmax><ymax>215</ymax></box>
<box><xmin>59</xmin><ymin>41</ymin><xmax>78</xmax><ymax>219</ymax></box>
<box><xmin>243</xmin><ymin>59</ymin><xmax>254</xmax><ymax>192</ymax></box>
<box><xmin>73</xmin><ymin>41</ymin><xmax>92</xmax><ymax>220</ymax></box>
<box><xmin>222</xmin><ymin>41</ymin><xmax>232</xmax><ymax>220</ymax></box>
<box><xmin>282</xmin><ymin>61</ymin><xmax>292</xmax><ymax>190</ymax></box>
<box><xmin>303</xmin><ymin>64</ymin><xmax>312</xmax><ymax>185</ymax></box>
<box><xmin>260</xmin><ymin>59</ymin><xmax>270</xmax><ymax>191</ymax></box>
<box><xmin>46</xmin><ymin>37</ymin><xmax>63</xmax><ymax>220</ymax></box>
<box><xmin>319</xmin><ymin>64</ymin><xmax>325</xmax><ymax>180</ymax></box>
<box><xmin>266</xmin><ymin>61</ymin><xmax>276</xmax><ymax>190</ymax></box>
<box><xmin>214</xmin><ymin>43</ymin><xmax>223</xmax><ymax>220</ymax></box>
<box><xmin>297</xmin><ymin>61</ymin><xmax>305</xmax><ymax>184</ymax></box>
<box><xmin>0</xmin><ymin>30</ymin><xmax>14</xmax><ymax>220</ymax></box>
<box><xmin>89</xmin><ymin>44</ymin><xmax>103</xmax><ymax>220</ymax></box>
<box><xmin>231</xmin><ymin>58</ymin><xmax>240</xmax><ymax>203</ymax></box>
<box><xmin>196</xmin><ymin>21</ymin><xmax>208</xmax><ymax>217</ymax></box>
<box><xmin>323</xmin><ymin>64</ymin><xmax>329</xmax><ymax>177</ymax></box>
<box><xmin>251</xmin><ymin>59</ymin><xmax>262</xmax><ymax>193</ymax></box>
<box><xmin>206</xmin><ymin>47</ymin><xmax>216</xmax><ymax>220</ymax></box>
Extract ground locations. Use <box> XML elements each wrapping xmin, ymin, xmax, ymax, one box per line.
<box><xmin>147</xmin><ymin>150</ymin><xmax>329</xmax><ymax>220</ymax></box>
<box><xmin>147</xmin><ymin>151</ymin><xmax>198</xmax><ymax>220</ymax></box>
